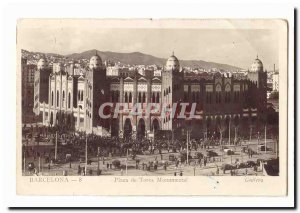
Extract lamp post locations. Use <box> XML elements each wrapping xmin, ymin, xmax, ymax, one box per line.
<box><xmin>23</xmin><ymin>151</ymin><xmax>26</xmax><ymax>174</ymax></box>
<box><xmin>54</xmin><ymin>131</ymin><xmax>58</xmax><ymax>161</ymax></box>
<box><xmin>85</xmin><ymin>136</ymin><xmax>88</xmax><ymax>176</ymax></box>
<box><xmin>264</xmin><ymin>125</ymin><xmax>267</xmax><ymax>154</ymax></box>
<box><xmin>38</xmin><ymin>156</ymin><xmax>41</xmax><ymax>173</ymax></box>
<box><xmin>126</xmin><ymin>149</ymin><xmax>128</xmax><ymax>175</ymax></box>
<box><xmin>97</xmin><ymin>147</ymin><xmax>100</xmax><ymax>175</ymax></box>
<box><xmin>234</xmin><ymin>127</ymin><xmax>237</xmax><ymax>146</ymax></box>
<box><xmin>228</xmin><ymin>119</ymin><xmax>231</xmax><ymax>145</ymax></box>
<box><xmin>249</xmin><ymin>125</ymin><xmax>253</xmax><ymax>142</ymax></box>
<box><xmin>186</xmin><ymin>130</ymin><xmax>189</xmax><ymax>165</ymax></box>
<box><xmin>257</xmin><ymin>131</ymin><xmax>260</xmax><ymax>154</ymax></box>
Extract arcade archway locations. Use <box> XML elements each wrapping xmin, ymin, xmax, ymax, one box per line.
<box><xmin>50</xmin><ymin>112</ymin><xmax>53</xmax><ymax>127</ymax></box>
<box><xmin>152</xmin><ymin>118</ymin><xmax>160</xmax><ymax>132</ymax></box>
<box><xmin>124</xmin><ymin>118</ymin><xmax>132</xmax><ymax>139</ymax></box>
<box><xmin>137</xmin><ymin>118</ymin><xmax>146</xmax><ymax>139</ymax></box>
<box><xmin>111</xmin><ymin>118</ymin><xmax>119</xmax><ymax>137</ymax></box>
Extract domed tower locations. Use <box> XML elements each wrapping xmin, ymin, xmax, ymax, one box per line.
<box><xmin>247</xmin><ymin>54</ymin><xmax>267</xmax><ymax>128</ymax></box>
<box><xmin>161</xmin><ymin>52</ymin><xmax>184</xmax><ymax>130</ymax></box>
<box><xmin>37</xmin><ymin>57</ymin><xmax>48</xmax><ymax>70</ymax></box>
<box><xmin>248</xmin><ymin>55</ymin><xmax>267</xmax><ymax>88</ymax></box>
<box><xmin>165</xmin><ymin>52</ymin><xmax>180</xmax><ymax>72</ymax></box>
<box><xmin>84</xmin><ymin>51</ymin><xmax>108</xmax><ymax>133</ymax></box>
<box><xmin>89</xmin><ymin>52</ymin><xmax>102</xmax><ymax>70</ymax></box>
<box><xmin>250</xmin><ymin>55</ymin><xmax>264</xmax><ymax>73</ymax></box>
<box><xmin>33</xmin><ymin>56</ymin><xmax>51</xmax><ymax>116</ymax></box>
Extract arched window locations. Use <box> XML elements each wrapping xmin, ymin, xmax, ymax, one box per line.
<box><xmin>169</xmin><ymin>86</ymin><xmax>171</xmax><ymax>94</ymax></box>
<box><xmin>111</xmin><ymin>91</ymin><xmax>115</xmax><ymax>102</ymax></box>
<box><xmin>234</xmin><ymin>91</ymin><xmax>240</xmax><ymax>102</ymax></box>
<box><xmin>193</xmin><ymin>92</ymin><xmax>196</xmax><ymax>102</ymax></box>
<box><xmin>78</xmin><ymin>91</ymin><xmax>80</xmax><ymax>101</ymax></box>
<box><xmin>125</xmin><ymin>92</ymin><xmax>128</xmax><ymax>103</ymax></box>
<box><xmin>62</xmin><ymin>91</ymin><xmax>65</xmax><ymax>105</ymax></box>
<box><xmin>142</xmin><ymin>92</ymin><xmax>146</xmax><ymax>103</ymax></box>
<box><xmin>116</xmin><ymin>91</ymin><xmax>119</xmax><ymax>102</ymax></box>
<box><xmin>152</xmin><ymin>93</ymin><xmax>155</xmax><ymax>103</ymax></box>
<box><xmin>68</xmin><ymin>93</ymin><xmax>71</xmax><ymax>108</ymax></box>
<box><xmin>129</xmin><ymin>92</ymin><xmax>132</xmax><ymax>103</ymax></box>
<box><xmin>81</xmin><ymin>91</ymin><xmax>83</xmax><ymax>101</ymax></box>
<box><xmin>184</xmin><ymin>92</ymin><xmax>188</xmax><ymax>102</ymax></box>
<box><xmin>56</xmin><ymin>91</ymin><xmax>59</xmax><ymax>107</ymax></box>
<box><xmin>51</xmin><ymin>91</ymin><xmax>54</xmax><ymax>106</ymax></box>
<box><xmin>206</xmin><ymin>92</ymin><xmax>212</xmax><ymax>104</ymax></box>
<box><xmin>138</xmin><ymin>92</ymin><xmax>141</xmax><ymax>103</ymax></box>
<box><xmin>225</xmin><ymin>92</ymin><xmax>231</xmax><ymax>103</ymax></box>
<box><xmin>216</xmin><ymin>92</ymin><xmax>221</xmax><ymax>103</ymax></box>
<box><xmin>156</xmin><ymin>92</ymin><xmax>160</xmax><ymax>103</ymax></box>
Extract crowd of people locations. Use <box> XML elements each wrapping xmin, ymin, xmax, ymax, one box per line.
<box><xmin>22</xmin><ymin>124</ymin><xmax>259</xmax><ymax>176</ymax></box>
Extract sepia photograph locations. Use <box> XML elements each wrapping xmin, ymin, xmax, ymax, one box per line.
<box><xmin>15</xmin><ymin>19</ymin><xmax>289</xmax><ymax>196</ymax></box>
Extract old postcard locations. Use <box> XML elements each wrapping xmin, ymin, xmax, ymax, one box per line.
<box><xmin>16</xmin><ymin>19</ymin><xmax>288</xmax><ymax>196</ymax></box>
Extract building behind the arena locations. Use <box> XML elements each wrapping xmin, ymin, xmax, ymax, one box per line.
<box><xmin>33</xmin><ymin>52</ymin><xmax>267</xmax><ymax>140</ymax></box>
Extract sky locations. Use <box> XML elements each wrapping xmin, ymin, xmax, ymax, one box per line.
<box><xmin>19</xmin><ymin>27</ymin><xmax>279</xmax><ymax>70</ymax></box>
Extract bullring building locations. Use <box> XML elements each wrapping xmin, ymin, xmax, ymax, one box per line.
<box><xmin>33</xmin><ymin>52</ymin><xmax>267</xmax><ymax>139</ymax></box>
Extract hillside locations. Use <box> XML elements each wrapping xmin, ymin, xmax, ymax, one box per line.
<box><xmin>22</xmin><ymin>49</ymin><xmax>242</xmax><ymax>71</ymax></box>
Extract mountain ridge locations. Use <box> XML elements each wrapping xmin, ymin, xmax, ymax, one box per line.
<box><xmin>22</xmin><ymin>49</ymin><xmax>243</xmax><ymax>71</ymax></box>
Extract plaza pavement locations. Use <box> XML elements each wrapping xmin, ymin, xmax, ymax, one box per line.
<box><xmin>23</xmin><ymin>141</ymin><xmax>276</xmax><ymax>176</ymax></box>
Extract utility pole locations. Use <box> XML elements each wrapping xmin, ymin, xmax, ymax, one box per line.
<box><xmin>85</xmin><ymin>136</ymin><xmax>88</xmax><ymax>175</ymax></box>
<box><xmin>186</xmin><ymin>130</ymin><xmax>189</xmax><ymax>164</ymax></box>
<box><xmin>55</xmin><ymin>131</ymin><xmax>58</xmax><ymax>161</ymax></box>
<box><xmin>97</xmin><ymin>147</ymin><xmax>100</xmax><ymax>175</ymax></box>
<box><xmin>38</xmin><ymin>156</ymin><xmax>41</xmax><ymax>173</ymax></box>
<box><xmin>229</xmin><ymin>119</ymin><xmax>231</xmax><ymax>145</ymax></box>
<box><xmin>276</xmin><ymin>138</ymin><xmax>278</xmax><ymax>158</ymax></box>
<box><xmin>126</xmin><ymin>149</ymin><xmax>128</xmax><ymax>175</ymax></box>
<box><xmin>257</xmin><ymin>132</ymin><xmax>260</xmax><ymax>154</ymax></box>
<box><xmin>23</xmin><ymin>151</ymin><xmax>26</xmax><ymax>174</ymax></box>
<box><xmin>264</xmin><ymin>125</ymin><xmax>267</xmax><ymax>154</ymax></box>
<box><xmin>234</xmin><ymin>127</ymin><xmax>237</xmax><ymax>146</ymax></box>
<box><xmin>250</xmin><ymin>125</ymin><xmax>252</xmax><ymax>142</ymax></box>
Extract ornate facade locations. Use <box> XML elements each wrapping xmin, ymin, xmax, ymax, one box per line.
<box><xmin>34</xmin><ymin>53</ymin><xmax>267</xmax><ymax>139</ymax></box>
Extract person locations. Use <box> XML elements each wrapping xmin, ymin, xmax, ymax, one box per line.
<box><xmin>48</xmin><ymin>164</ymin><xmax>51</xmax><ymax>171</ymax></box>
<box><xmin>180</xmin><ymin>171</ymin><xmax>183</xmax><ymax>176</ymax></box>
<box><xmin>78</xmin><ymin>165</ymin><xmax>81</xmax><ymax>174</ymax></box>
<box><xmin>216</xmin><ymin>167</ymin><xmax>219</xmax><ymax>175</ymax></box>
<box><xmin>174</xmin><ymin>172</ymin><xmax>177</xmax><ymax>176</ymax></box>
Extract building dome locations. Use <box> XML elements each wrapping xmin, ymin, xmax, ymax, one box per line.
<box><xmin>165</xmin><ymin>52</ymin><xmax>180</xmax><ymax>71</ymax></box>
<box><xmin>37</xmin><ymin>57</ymin><xmax>48</xmax><ymax>70</ymax></box>
<box><xmin>250</xmin><ymin>55</ymin><xmax>264</xmax><ymax>72</ymax></box>
<box><xmin>89</xmin><ymin>52</ymin><xmax>102</xmax><ymax>70</ymax></box>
